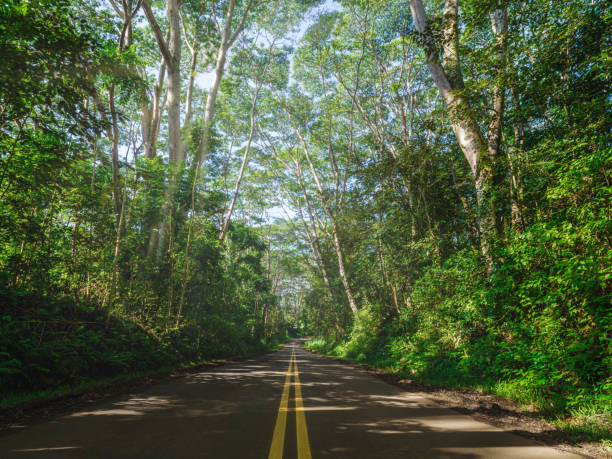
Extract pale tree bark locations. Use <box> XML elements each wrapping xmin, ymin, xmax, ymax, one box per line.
<box><xmin>292</xmin><ymin>173</ymin><xmax>331</xmax><ymax>291</ymax></box>
<box><xmin>259</xmin><ymin>128</ymin><xmax>330</xmax><ymax>291</ymax></box>
<box><xmin>377</xmin><ymin>236</ymin><xmax>401</xmax><ymax>315</ymax></box>
<box><xmin>408</xmin><ymin>0</ymin><xmax>508</xmax><ymax>267</ymax></box>
<box><xmin>179</xmin><ymin>5</ymin><xmax>209</xmax><ymax>128</ymax></box>
<box><xmin>172</xmin><ymin>20</ymin><xmax>206</xmax><ymax>326</ymax></box>
<box><xmin>108</xmin><ymin>85</ymin><xmax>122</xmax><ymax>223</ymax></box>
<box><xmin>105</xmin><ymin>169</ymin><xmax>127</xmax><ymax>321</ymax></box>
<box><xmin>291</xmin><ymin>192</ymin><xmax>346</xmax><ymax>336</ymax></box>
<box><xmin>184</xmin><ymin>52</ymin><xmax>197</xmax><ymax>127</ymax></box>
<box><xmin>218</xmin><ymin>39</ymin><xmax>275</xmax><ymax>243</ymax></box>
<box><xmin>143</xmin><ymin>0</ymin><xmax>183</xmax><ymax>258</ymax></box>
<box><xmin>138</xmin><ymin>60</ymin><xmax>167</xmax><ymax>255</ymax></box>
<box><xmin>173</xmin><ymin>0</ymin><xmax>260</xmax><ymax>324</ymax></box>
<box><xmin>287</xmin><ymin>197</ymin><xmax>332</xmax><ymax>293</ymax></box>
<box><xmin>108</xmin><ymin>0</ymin><xmax>159</xmax><ymax>166</ymax></box>
<box><xmin>343</xmin><ymin>64</ymin><xmax>415</xmax><ymax>264</ymax></box>
<box><xmin>296</xmin><ymin>183</ymin><xmax>331</xmax><ymax>290</ymax></box>
<box><xmin>218</xmin><ymin>125</ymin><xmax>253</xmax><ymax>243</ymax></box>
<box><xmin>260</xmin><ymin>128</ymin><xmax>347</xmax><ymax>334</ymax></box>
<box><xmin>154</xmin><ymin>4</ymin><xmax>208</xmax><ymax>271</ymax></box>
<box><xmin>180</xmin><ymin>11</ymin><xmax>200</xmax><ymax>128</ymax></box>
<box><xmin>261</xmin><ymin>99</ymin><xmax>359</xmax><ymax>316</ymax></box>
<box><xmin>291</xmin><ymin>121</ymin><xmax>359</xmax><ymax>316</ymax></box>
<box><xmin>105</xmin><ymin>124</ymin><xmax>140</xmax><ymax>319</ymax></box>
<box><xmin>488</xmin><ymin>4</ymin><xmax>509</xmax><ymax>235</ymax></box>
<box><xmin>164</xmin><ymin>0</ymin><xmax>182</xmax><ymax>166</ymax></box>
<box><xmin>174</xmin><ymin>1</ymin><xmax>261</xmax><ymax>326</ymax></box>
<box><xmin>509</xmin><ymin>86</ymin><xmax>526</xmax><ymax>232</ymax></box>
<box><xmin>194</xmin><ymin>0</ymin><xmax>259</xmax><ymax>170</ymax></box>
<box><xmin>140</xmin><ymin>60</ymin><xmax>166</xmax><ymax>160</ymax></box>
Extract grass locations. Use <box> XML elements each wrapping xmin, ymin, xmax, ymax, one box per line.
<box><xmin>556</xmin><ymin>403</ymin><xmax>612</xmax><ymax>450</ymax></box>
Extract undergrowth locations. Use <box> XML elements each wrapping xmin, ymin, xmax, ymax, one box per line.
<box><xmin>0</xmin><ymin>286</ymin><xmax>279</xmax><ymax>406</ymax></box>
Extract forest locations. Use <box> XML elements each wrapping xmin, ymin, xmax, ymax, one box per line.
<box><xmin>0</xmin><ymin>0</ymin><xmax>610</xmax><ymax>450</ymax></box>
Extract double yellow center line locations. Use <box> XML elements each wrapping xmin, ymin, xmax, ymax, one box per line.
<box><xmin>268</xmin><ymin>347</ymin><xmax>312</xmax><ymax>459</ymax></box>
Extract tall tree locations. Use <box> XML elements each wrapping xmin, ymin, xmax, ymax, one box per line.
<box><xmin>408</xmin><ymin>0</ymin><xmax>508</xmax><ymax>265</ymax></box>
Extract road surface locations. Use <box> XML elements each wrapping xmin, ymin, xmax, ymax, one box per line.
<box><xmin>0</xmin><ymin>341</ymin><xmax>580</xmax><ymax>458</ymax></box>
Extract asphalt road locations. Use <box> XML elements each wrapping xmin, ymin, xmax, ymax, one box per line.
<box><xmin>0</xmin><ymin>341</ymin><xmax>580</xmax><ymax>458</ymax></box>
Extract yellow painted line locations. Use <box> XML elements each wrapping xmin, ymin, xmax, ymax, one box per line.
<box><xmin>268</xmin><ymin>350</ymin><xmax>294</xmax><ymax>459</ymax></box>
<box><xmin>294</xmin><ymin>350</ymin><xmax>312</xmax><ymax>459</ymax></box>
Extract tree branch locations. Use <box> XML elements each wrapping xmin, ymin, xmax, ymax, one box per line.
<box><xmin>142</xmin><ymin>1</ymin><xmax>173</xmax><ymax>66</ymax></box>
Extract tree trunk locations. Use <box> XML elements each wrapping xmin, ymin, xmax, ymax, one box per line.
<box><xmin>143</xmin><ymin>0</ymin><xmax>183</xmax><ymax>258</ymax></box>
<box><xmin>184</xmin><ymin>45</ymin><xmax>198</xmax><ymax>127</ymax></box>
<box><xmin>262</xmin><ymin>125</ymin><xmax>351</xmax><ymax>327</ymax></box>
<box><xmin>293</xmin><ymin>124</ymin><xmax>358</xmax><ymax>315</ymax></box>
<box><xmin>510</xmin><ymin>87</ymin><xmax>526</xmax><ymax>232</ymax></box>
<box><xmin>106</xmin><ymin>185</ymin><xmax>126</xmax><ymax>321</ymax></box>
<box><xmin>141</xmin><ymin>61</ymin><xmax>166</xmax><ymax>160</ymax></box>
<box><xmin>488</xmin><ymin>4</ymin><xmax>509</xmax><ymax>235</ymax></box>
<box><xmin>156</xmin><ymin>0</ymin><xmax>183</xmax><ymax>257</ymax></box>
<box><xmin>218</xmin><ymin>48</ymin><xmax>271</xmax><ymax>242</ymax></box>
<box><xmin>194</xmin><ymin>0</ymin><xmax>256</xmax><ymax>170</ymax></box>
<box><xmin>377</xmin><ymin>236</ymin><xmax>400</xmax><ymax>314</ymax></box>
<box><xmin>166</xmin><ymin>0</ymin><xmax>182</xmax><ymax>166</ymax></box>
<box><xmin>194</xmin><ymin>0</ymin><xmax>235</xmax><ymax>170</ymax></box>
<box><xmin>408</xmin><ymin>0</ymin><xmax>508</xmax><ymax>268</ymax></box>
<box><xmin>108</xmin><ymin>85</ymin><xmax>122</xmax><ymax>223</ymax></box>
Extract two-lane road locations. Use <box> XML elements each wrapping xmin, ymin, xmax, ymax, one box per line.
<box><xmin>0</xmin><ymin>342</ymin><xmax>580</xmax><ymax>458</ymax></box>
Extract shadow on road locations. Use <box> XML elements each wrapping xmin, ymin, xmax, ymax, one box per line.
<box><xmin>0</xmin><ymin>343</ymin><xmax>579</xmax><ymax>458</ymax></box>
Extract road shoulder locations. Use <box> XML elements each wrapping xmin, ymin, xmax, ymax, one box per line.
<box><xmin>303</xmin><ymin>346</ymin><xmax>607</xmax><ymax>459</ymax></box>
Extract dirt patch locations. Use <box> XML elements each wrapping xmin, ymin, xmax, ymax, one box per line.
<box><xmin>305</xmin><ymin>348</ymin><xmax>609</xmax><ymax>459</ymax></box>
